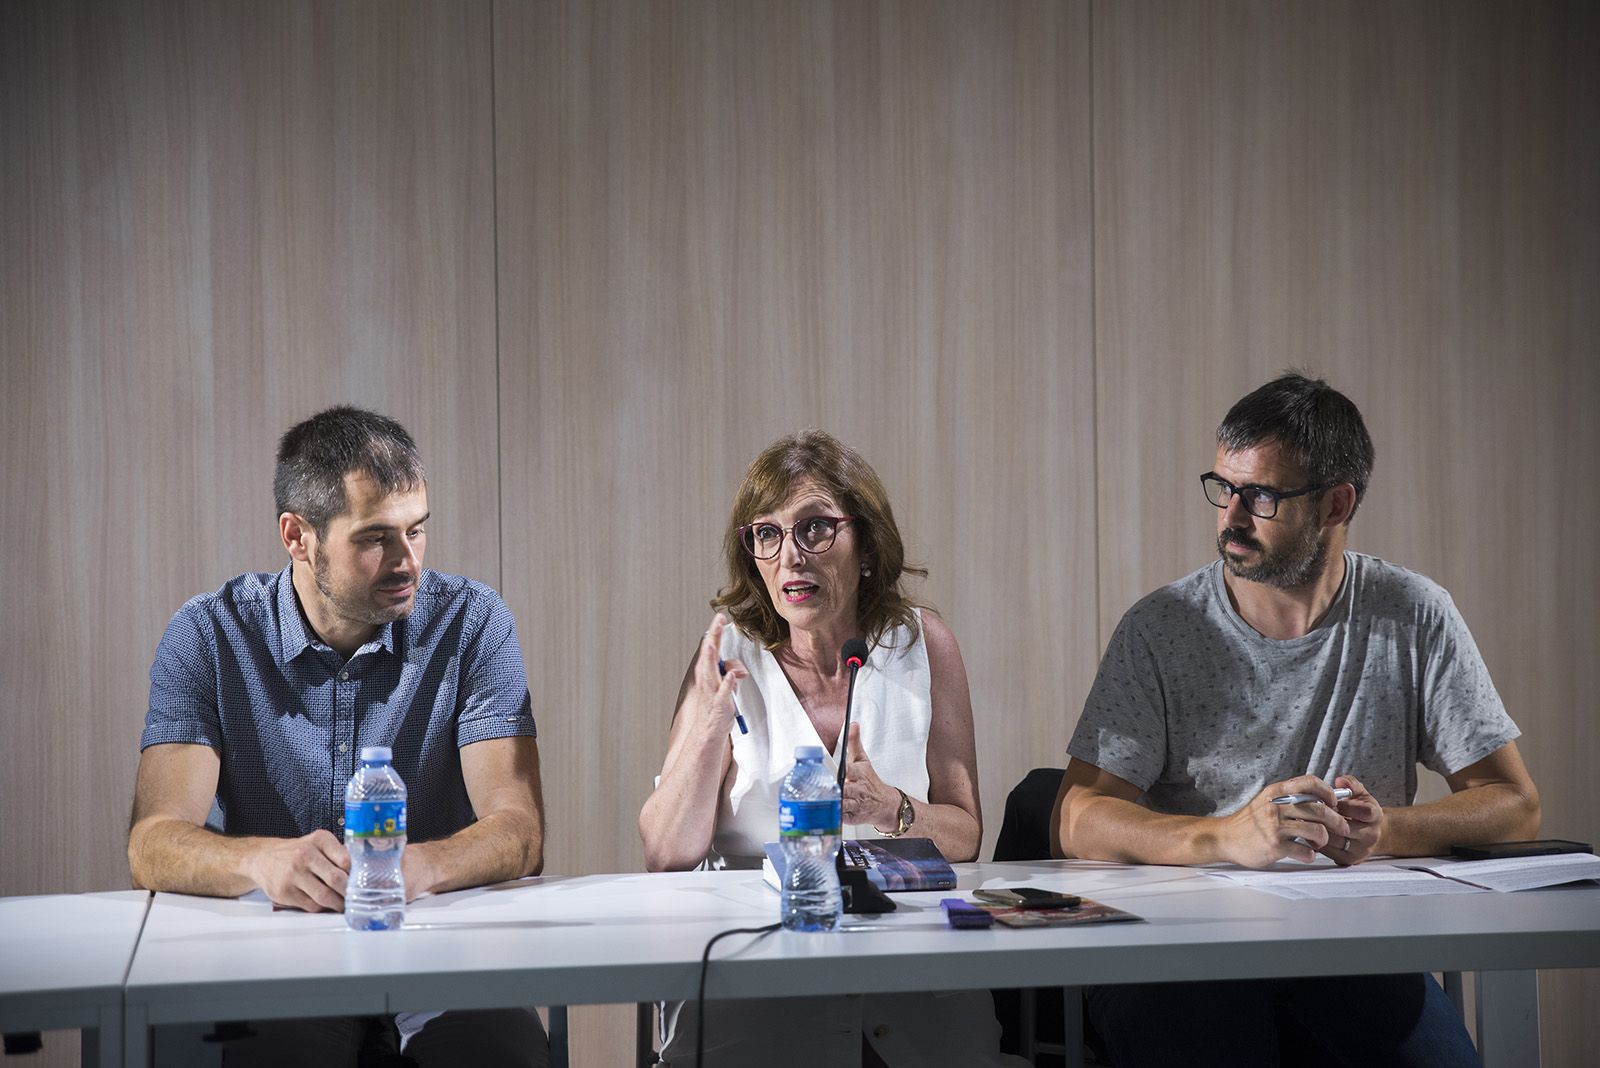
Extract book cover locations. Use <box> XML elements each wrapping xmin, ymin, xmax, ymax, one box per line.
<box><xmin>762</xmin><ymin>836</ymin><xmax>957</xmax><ymax>892</ymax></box>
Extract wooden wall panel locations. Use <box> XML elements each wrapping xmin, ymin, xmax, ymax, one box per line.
<box><xmin>3</xmin><ymin>0</ymin><xmax>1595</xmax><ymax>1064</ymax></box>
<box><xmin>494</xmin><ymin>0</ymin><xmax>1094</xmax><ymax>1059</ymax></box>
<box><xmin>0</xmin><ymin>0</ymin><xmax>499</xmax><ymax>902</ymax></box>
<box><xmin>1092</xmin><ymin>0</ymin><xmax>1599</xmax><ymax>1060</ymax></box>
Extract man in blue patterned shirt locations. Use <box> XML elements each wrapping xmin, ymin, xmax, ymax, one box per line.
<box><xmin>129</xmin><ymin>406</ymin><xmax>547</xmax><ymax>1066</ymax></box>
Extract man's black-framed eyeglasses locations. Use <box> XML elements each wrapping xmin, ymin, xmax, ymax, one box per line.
<box><xmin>1201</xmin><ymin>473</ymin><xmax>1332</xmax><ymax>519</ymax></box>
<box><xmin>738</xmin><ymin>515</ymin><xmax>857</xmax><ymax>560</ymax></box>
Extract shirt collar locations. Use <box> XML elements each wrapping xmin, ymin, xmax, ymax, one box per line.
<box><xmin>275</xmin><ymin>565</ymin><xmax>317</xmax><ymax>663</ymax></box>
<box><xmin>273</xmin><ymin>564</ymin><xmax>402</xmax><ymax>663</ymax></box>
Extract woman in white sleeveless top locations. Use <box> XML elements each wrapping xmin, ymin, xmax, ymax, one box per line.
<box><xmin>639</xmin><ymin>430</ymin><xmax>1024</xmax><ymax>1068</ymax></box>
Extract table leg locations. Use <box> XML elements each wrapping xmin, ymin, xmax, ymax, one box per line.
<box><xmin>1442</xmin><ymin>970</ymin><xmax>1465</xmax><ymax>1019</ymax></box>
<box><xmin>1476</xmin><ymin>970</ymin><xmax>1539</xmax><ymax>1068</ymax></box>
<box><xmin>1061</xmin><ymin>986</ymin><xmax>1083</xmax><ymax>1068</ymax></box>
<box><xmin>88</xmin><ymin>1003</ymin><xmax>121</xmax><ymax>1068</ymax></box>
<box><xmin>122</xmin><ymin>1003</ymin><xmax>148</xmax><ymax>1068</ymax></box>
<box><xmin>547</xmin><ymin>1006</ymin><xmax>568</xmax><ymax>1068</ymax></box>
<box><xmin>1018</xmin><ymin>988</ymin><xmax>1037</xmax><ymax>1061</ymax></box>
<box><xmin>635</xmin><ymin>1003</ymin><xmax>656</xmax><ymax>1067</ymax></box>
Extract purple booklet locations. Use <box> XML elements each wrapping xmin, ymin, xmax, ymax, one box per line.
<box><xmin>763</xmin><ymin>836</ymin><xmax>956</xmax><ymax>892</ymax></box>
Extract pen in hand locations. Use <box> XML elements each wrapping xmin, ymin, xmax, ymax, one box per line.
<box><xmin>1272</xmin><ymin>787</ymin><xmax>1353</xmax><ymax>806</ymax></box>
<box><xmin>718</xmin><ymin>659</ymin><xmax>749</xmax><ymax>735</ymax></box>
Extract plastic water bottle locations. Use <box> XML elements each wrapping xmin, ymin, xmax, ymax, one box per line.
<box><xmin>344</xmin><ymin>745</ymin><xmax>407</xmax><ymax>931</ymax></box>
<box><xmin>778</xmin><ymin>745</ymin><xmax>842</xmax><ymax>931</ymax></box>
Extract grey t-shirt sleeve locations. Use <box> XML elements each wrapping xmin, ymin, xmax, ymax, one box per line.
<box><xmin>1067</xmin><ymin>614</ymin><xmax>1167</xmax><ymax>791</ymax></box>
<box><xmin>1417</xmin><ymin>592</ymin><xmax>1520</xmax><ymax>776</ymax></box>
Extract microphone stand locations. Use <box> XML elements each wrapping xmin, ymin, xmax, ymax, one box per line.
<box><xmin>836</xmin><ymin>642</ymin><xmax>896</xmax><ymax>915</ymax></box>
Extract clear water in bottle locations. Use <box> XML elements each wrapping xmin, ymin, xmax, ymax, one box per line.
<box><xmin>344</xmin><ymin>745</ymin><xmax>407</xmax><ymax>931</ymax></box>
<box><xmin>778</xmin><ymin>745</ymin><xmax>842</xmax><ymax>931</ymax></box>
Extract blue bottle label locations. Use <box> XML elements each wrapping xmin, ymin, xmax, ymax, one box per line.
<box><xmin>778</xmin><ymin>798</ymin><xmax>841</xmax><ymax>836</ymax></box>
<box><xmin>345</xmin><ymin>799</ymin><xmax>406</xmax><ymax>838</ymax></box>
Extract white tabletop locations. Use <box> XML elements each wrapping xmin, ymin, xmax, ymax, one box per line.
<box><xmin>123</xmin><ymin>859</ymin><xmax>1600</xmax><ymax>1027</ymax></box>
<box><xmin>0</xmin><ymin>890</ymin><xmax>151</xmax><ymax>1033</ymax></box>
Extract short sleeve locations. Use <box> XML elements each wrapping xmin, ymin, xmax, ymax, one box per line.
<box><xmin>456</xmin><ymin>589</ymin><xmax>537</xmax><ymax>747</ymax></box>
<box><xmin>1417</xmin><ymin>595</ymin><xmax>1520</xmax><ymax>776</ymax></box>
<box><xmin>141</xmin><ymin>605</ymin><xmax>224</xmax><ymax>751</ymax></box>
<box><xmin>1067</xmin><ymin>614</ymin><xmax>1168</xmax><ymax>792</ymax></box>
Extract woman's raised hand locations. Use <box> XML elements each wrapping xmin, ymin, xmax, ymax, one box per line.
<box><xmin>687</xmin><ymin>613</ymin><xmax>746</xmax><ymax>737</ymax></box>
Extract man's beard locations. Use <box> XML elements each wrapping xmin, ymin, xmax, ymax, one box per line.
<box><xmin>1217</xmin><ymin>515</ymin><xmax>1329</xmax><ymax>589</ymax></box>
<box><xmin>312</xmin><ymin>549</ymin><xmax>414</xmax><ymax>627</ymax></box>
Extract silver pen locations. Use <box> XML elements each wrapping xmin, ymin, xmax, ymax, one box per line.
<box><xmin>1272</xmin><ymin>787</ymin><xmax>1353</xmax><ymax>805</ymax></box>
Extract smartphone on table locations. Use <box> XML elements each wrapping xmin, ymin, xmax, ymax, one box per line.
<box><xmin>972</xmin><ymin>887</ymin><xmax>1082</xmax><ymax>910</ymax></box>
<box><xmin>1449</xmin><ymin>839</ymin><xmax>1591</xmax><ymax>860</ymax></box>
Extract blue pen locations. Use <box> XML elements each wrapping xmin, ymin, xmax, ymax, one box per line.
<box><xmin>718</xmin><ymin>659</ymin><xmax>749</xmax><ymax>734</ymax></box>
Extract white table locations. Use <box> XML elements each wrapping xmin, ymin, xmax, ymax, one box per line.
<box><xmin>122</xmin><ymin>861</ymin><xmax>1600</xmax><ymax>1066</ymax></box>
<box><xmin>0</xmin><ymin>890</ymin><xmax>151</xmax><ymax>1068</ymax></box>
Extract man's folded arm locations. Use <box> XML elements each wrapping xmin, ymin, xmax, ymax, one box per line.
<box><xmin>1378</xmin><ymin>741</ymin><xmax>1540</xmax><ymax>857</ymax></box>
<box><xmin>127</xmin><ymin>743</ymin><xmax>349</xmax><ymax>912</ymax></box>
<box><xmin>1054</xmin><ymin>758</ymin><xmax>1216</xmax><ymax>865</ymax></box>
<box><xmin>404</xmin><ymin>734</ymin><xmax>545</xmax><ymax>898</ymax></box>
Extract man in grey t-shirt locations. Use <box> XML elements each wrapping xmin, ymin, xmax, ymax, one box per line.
<box><xmin>1059</xmin><ymin>374</ymin><xmax>1539</xmax><ymax>1068</ymax></box>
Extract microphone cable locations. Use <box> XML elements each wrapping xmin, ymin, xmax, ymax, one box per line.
<box><xmin>694</xmin><ymin>921</ymin><xmax>782</xmax><ymax>1068</ymax></box>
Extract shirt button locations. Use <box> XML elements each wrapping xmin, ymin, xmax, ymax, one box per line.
<box><xmin>339</xmin><ymin>743</ymin><xmax>349</xmax><ymax>753</ymax></box>
<box><xmin>872</xmin><ymin>1025</ymin><xmax>889</xmax><ymax>1039</ymax></box>
<box><xmin>337</xmin><ymin>817</ymin><xmax>346</xmax><ymax>826</ymax></box>
<box><xmin>339</xmin><ymin>670</ymin><xmax>350</xmax><ymax>681</ymax></box>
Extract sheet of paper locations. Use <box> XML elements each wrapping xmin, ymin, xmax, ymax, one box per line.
<box><xmin>1206</xmin><ymin>866</ymin><xmax>1486</xmax><ymax>899</ymax></box>
<box><xmin>1399</xmin><ymin>853</ymin><xmax>1600</xmax><ymax>892</ymax></box>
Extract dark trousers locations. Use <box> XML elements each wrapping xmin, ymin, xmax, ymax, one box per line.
<box><xmin>221</xmin><ymin>1008</ymin><xmax>549</xmax><ymax>1068</ymax></box>
<box><xmin>1086</xmin><ymin>973</ymin><xmax>1479</xmax><ymax>1068</ymax></box>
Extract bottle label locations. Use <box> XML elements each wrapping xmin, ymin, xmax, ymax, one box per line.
<box><xmin>778</xmin><ymin>798</ymin><xmax>841</xmax><ymax>837</ymax></box>
<box><xmin>345</xmin><ymin>799</ymin><xmax>407</xmax><ymax>838</ymax></box>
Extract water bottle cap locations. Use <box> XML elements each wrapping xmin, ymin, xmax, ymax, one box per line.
<box><xmin>794</xmin><ymin>745</ymin><xmax>825</xmax><ymax>761</ymax></box>
<box><xmin>359</xmin><ymin>746</ymin><xmax>393</xmax><ymax>764</ymax></box>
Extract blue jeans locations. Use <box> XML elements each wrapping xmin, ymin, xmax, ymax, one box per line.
<box><xmin>1086</xmin><ymin>973</ymin><xmax>1479</xmax><ymax>1068</ymax></box>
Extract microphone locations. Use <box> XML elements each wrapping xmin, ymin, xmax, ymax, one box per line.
<box><xmin>836</xmin><ymin>639</ymin><xmax>870</xmax><ymax>793</ymax></box>
<box><xmin>835</xmin><ymin>638</ymin><xmax>894</xmax><ymax>914</ymax></box>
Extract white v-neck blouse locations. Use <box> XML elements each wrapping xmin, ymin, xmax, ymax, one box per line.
<box><xmin>661</xmin><ymin>610</ymin><xmax>1024</xmax><ymax>1068</ymax></box>
<box><xmin>709</xmin><ymin>609</ymin><xmax>932</xmax><ymax>867</ymax></box>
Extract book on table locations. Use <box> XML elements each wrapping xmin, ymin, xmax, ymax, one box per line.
<box><xmin>763</xmin><ymin>836</ymin><xmax>957</xmax><ymax>892</ymax></box>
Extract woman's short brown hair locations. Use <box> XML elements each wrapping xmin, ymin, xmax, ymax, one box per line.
<box><xmin>712</xmin><ymin>430</ymin><xmax>926</xmax><ymax>649</ymax></box>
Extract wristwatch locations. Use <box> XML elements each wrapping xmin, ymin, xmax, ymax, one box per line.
<box><xmin>878</xmin><ymin>788</ymin><xmax>916</xmax><ymax>838</ymax></box>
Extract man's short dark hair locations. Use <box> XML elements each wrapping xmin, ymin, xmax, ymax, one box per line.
<box><xmin>1218</xmin><ymin>372</ymin><xmax>1375</xmax><ymax>519</ymax></box>
<box><xmin>274</xmin><ymin>407</ymin><xmax>426</xmax><ymax>534</ymax></box>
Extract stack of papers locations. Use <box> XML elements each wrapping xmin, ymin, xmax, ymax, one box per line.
<box><xmin>1208</xmin><ymin>866</ymin><xmax>1482</xmax><ymax>899</ymax></box>
<box><xmin>1399</xmin><ymin>854</ymin><xmax>1600</xmax><ymax>892</ymax></box>
<box><xmin>1207</xmin><ymin>853</ymin><xmax>1600</xmax><ymax>900</ymax></box>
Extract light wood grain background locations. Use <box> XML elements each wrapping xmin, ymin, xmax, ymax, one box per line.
<box><xmin>2</xmin><ymin>1</ymin><xmax>1594</xmax><ymax>1064</ymax></box>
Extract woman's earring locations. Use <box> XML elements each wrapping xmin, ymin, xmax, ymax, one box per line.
<box><xmin>861</xmin><ymin>563</ymin><xmax>872</xmax><ymax>578</ymax></box>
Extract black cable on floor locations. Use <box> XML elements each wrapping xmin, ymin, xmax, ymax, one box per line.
<box><xmin>695</xmin><ymin>922</ymin><xmax>782</xmax><ymax>1068</ymax></box>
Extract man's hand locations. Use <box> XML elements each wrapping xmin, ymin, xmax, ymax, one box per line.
<box><xmin>841</xmin><ymin>723</ymin><xmax>900</xmax><ymax>829</ymax></box>
<box><xmin>1322</xmin><ymin>774</ymin><xmax>1384</xmax><ymax>866</ymax></box>
<box><xmin>401</xmin><ymin>845</ymin><xmax>439</xmax><ymax>902</ymax></box>
<box><xmin>241</xmin><ymin>830</ymin><xmax>350</xmax><ymax>912</ymax></box>
<box><xmin>1219</xmin><ymin>776</ymin><xmax>1353</xmax><ymax>868</ymax></box>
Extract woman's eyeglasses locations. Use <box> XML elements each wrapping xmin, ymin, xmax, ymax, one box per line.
<box><xmin>737</xmin><ymin>516</ymin><xmax>857</xmax><ymax>560</ymax></box>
